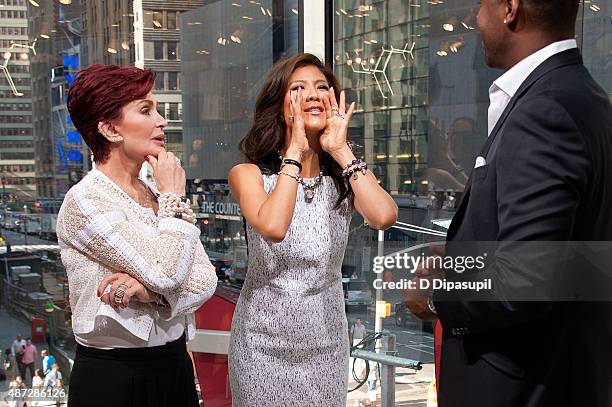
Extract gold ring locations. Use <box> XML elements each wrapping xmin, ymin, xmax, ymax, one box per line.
<box><xmin>113</xmin><ymin>283</ymin><xmax>128</xmax><ymax>304</ymax></box>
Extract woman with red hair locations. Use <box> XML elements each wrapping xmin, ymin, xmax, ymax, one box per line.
<box><xmin>57</xmin><ymin>65</ymin><xmax>217</xmax><ymax>406</ymax></box>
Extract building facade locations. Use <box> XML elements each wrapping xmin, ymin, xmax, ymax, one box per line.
<box><xmin>0</xmin><ymin>0</ymin><xmax>610</xmax><ymax>401</ymax></box>
<box><xmin>28</xmin><ymin>0</ymin><xmax>88</xmax><ymax>202</ymax></box>
<box><xmin>0</xmin><ymin>0</ymin><xmax>35</xmax><ymax>202</ymax></box>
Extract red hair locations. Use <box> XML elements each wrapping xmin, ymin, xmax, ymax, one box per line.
<box><xmin>67</xmin><ymin>65</ymin><xmax>156</xmax><ymax>163</ymax></box>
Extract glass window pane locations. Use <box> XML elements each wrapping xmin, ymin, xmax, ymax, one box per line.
<box><xmin>168</xmin><ymin>103</ymin><xmax>179</xmax><ymax>120</ymax></box>
<box><xmin>155</xmin><ymin>72</ymin><xmax>165</xmax><ymax>90</ymax></box>
<box><xmin>143</xmin><ymin>10</ymin><xmax>153</xmax><ymax>28</ymax></box>
<box><xmin>167</xmin><ymin>41</ymin><xmax>178</xmax><ymax>60</ymax></box>
<box><xmin>153</xmin><ymin>41</ymin><xmax>163</xmax><ymax>59</ymax></box>
<box><xmin>168</xmin><ymin>72</ymin><xmax>178</xmax><ymax>90</ymax></box>
<box><xmin>152</xmin><ymin>11</ymin><xmax>163</xmax><ymax>29</ymax></box>
<box><xmin>167</xmin><ymin>11</ymin><xmax>177</xmax><ymax>30</ymax></box>
<box><xmin>143</xmin><ymin>41</ymin><xmax>154</xmax><ymax>59</ymax></box>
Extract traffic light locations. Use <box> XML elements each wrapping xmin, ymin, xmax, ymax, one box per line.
<box><xmin>376</xmin><ymin>300</ymin><xmax>392</xmax><ymax>318</ymax></box>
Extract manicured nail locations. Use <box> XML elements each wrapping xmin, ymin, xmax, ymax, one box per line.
<box><xmin>96</xmin><ymin>289</ymin><xmax>100</xmax><ymax>297</ymax></box>
<box><xmin>144</xmin><ymin>156</ymin><xmax>149</xmax><ymax>162</ymax></box>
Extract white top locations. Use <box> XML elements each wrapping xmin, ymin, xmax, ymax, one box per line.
<box><xmin>488</xmin><ymin>39</ymin><xmax>578</xmax><ymax>136</ymax></box>
<box><xmin>57</xmin><ymin>169</ymin><xmax>218</xmax><ymax>349</ymax></box>
<box><xmin>11</xmin><ymin>339</ymin><xmax>25</xmax><ymax>356</ymax></box>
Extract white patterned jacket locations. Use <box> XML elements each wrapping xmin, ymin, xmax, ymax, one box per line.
<box><xmin>57</xmin><ymin>169</ymin><xmax>217</xmax><ymax>345</ymax></box>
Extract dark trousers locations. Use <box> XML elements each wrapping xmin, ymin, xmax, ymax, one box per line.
<box><xmin>68</xmin><ymin>333</ymin><xmax>198</xmax><ymax>407</ymax></box>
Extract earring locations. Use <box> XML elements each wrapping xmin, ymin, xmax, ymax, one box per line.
<box><xmin>503</xmin><ymin>19</ymin><xmax>507</xmax><ymax>24</ymax></box>
<box><xmin>101</xmin><ymin>131</ymin><xmax>123</xmax><ymax>143</ymax></box>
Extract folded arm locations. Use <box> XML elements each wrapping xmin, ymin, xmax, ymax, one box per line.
<box><xmin>57</xmin><ymin>185</ymin><xmax>218</xmax><ymax>319</ymax></box>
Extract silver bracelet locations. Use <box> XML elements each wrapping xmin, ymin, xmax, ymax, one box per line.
<box><xmin>278</xmin><ymin>171</ymin><xmax>301</xmax><ymax>183</ymax></box>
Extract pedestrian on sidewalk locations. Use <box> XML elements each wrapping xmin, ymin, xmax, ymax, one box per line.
<box><xmin>3</xmin><ymin>348</ymin><xmax>15</xmax><ymax>381</ymax></box>
<box><xmin>350</xmin><ymin>318</ymin><xmax>367</xmax><ymax>347</ymax></box>
<box><xmin>10</xmin><ymin>334</ymin><xmax>26</xmax><ymax>379</ymax></box>
<box><xmin>40</xmin><ymin>350</ymin><xmax>55</xmax><ymax>375</ymax></box>
<box><xmin>43</xmin><ymin>364</ymin><xmax>62</xmax><ymax>390</ymax></box>
<box><xmin>32</xmin><ymin>368</ymin><xmax>45</xmax><ymax>387</ymax></box>
<box><xmin>20</xmin><ymin>338</ymin><xmax>37</xmax><ymax>385</ymax></box>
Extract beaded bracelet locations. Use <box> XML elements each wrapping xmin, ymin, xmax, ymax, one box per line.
<box><xmin>280</xmin><ymin>158</ymin><xmax>302</xmax><ymax>172</ymax></box>
<box><xmin>158</xmin><ymin>192</ymin><xmax>197</xmax><ymax>224</ymax></box>
<box><xmin>278</xmin><ymin>170</ymin><xmax>302</xmax><ymax>183</ymax></box>
<box><xmin>342</xmin><ymin>159</ymin><xmax>368</xmax><ymax>180</ymax></box>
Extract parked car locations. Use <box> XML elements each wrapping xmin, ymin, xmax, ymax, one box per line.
<box><xmin>344</xmin><ymin>281</ymin><xmax>372</xmax><ymax>307</ymax></box>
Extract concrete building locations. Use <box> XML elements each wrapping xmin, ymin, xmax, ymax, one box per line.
<box><xmin>133</xmin><ymin>0</ymin><xmax>204</xmax><ymax>160</ymax></box>
<box><xmin>27</xmin><ymin>0</ymin><xmax>89</xmax><ymax>202</ymax></box>
<box><xmin>0</xmin><ymin>0</ymin><xmax>35</xmax><ymax>202</ymax></box>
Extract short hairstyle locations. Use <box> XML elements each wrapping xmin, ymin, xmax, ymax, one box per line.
<box><xmin>67</xmin><ymin>65</ymin><xmax>156</xmax><ymax>163</ymax></box>
<box><xmin>523</xmin><ymin>0</ymin><xmax>580</xmax><ymax>33</ymax></box>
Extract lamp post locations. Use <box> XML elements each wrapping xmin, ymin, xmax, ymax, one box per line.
<box><xmin>22</xmin><ymin>204</ymin><xmax>28</xmax><ymax>250</ymax></box>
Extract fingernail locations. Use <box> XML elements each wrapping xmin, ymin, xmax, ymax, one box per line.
<box><xmin>96</xmin><ymin>289</ymin><xmax>100</xmax><ymax>297</ymax></box>
<box><xmin>144</xmin><ymin>156</ymin><xmax>149</xmax><ymax>162</ymax></box>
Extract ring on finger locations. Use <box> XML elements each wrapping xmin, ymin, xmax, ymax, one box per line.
<box><xmin>331</xmin><ymin>106</ymin><xmax>339</xmax><ymax>113</ymax></box>
<box><xmin>113</xmin><ymin>283</ymin><xmax>128</xmax><ymax>304</ymax></box>
<box><xmin>338</xmin><ymin>113</ymin><xmax>346</xmax><ymax>119</ymax></box>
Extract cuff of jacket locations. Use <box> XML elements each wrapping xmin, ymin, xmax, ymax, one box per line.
<box><xmin>157</xmin><ymin>217</ymin><xmax>200</xmax><ymax>240</ymax></box>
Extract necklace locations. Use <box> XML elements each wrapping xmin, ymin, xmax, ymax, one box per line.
<box><xmin>138</xmin><ymin>180</ymin><xmax>152</xmax><ymax>208</ymax></box>
<box><xmin>278</xmin><ymin>152</ymin><xmax>324</xmax><ymax>203</ymax></box>
<box><xmin>300</xmin><ymin>171</ymin><xmax>324</xmax><ymax>203</ymax></box>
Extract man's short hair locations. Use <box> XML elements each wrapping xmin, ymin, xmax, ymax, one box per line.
<box><xmin>524</xmin><ymin>0</ymin><xmax>580</xmax><ymax>33</ymax></box>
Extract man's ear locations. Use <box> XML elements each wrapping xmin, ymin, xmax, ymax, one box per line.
<box><xmin>97</xmin><ymin>122</ymin><xmax>123</xmax><ymax>143</ymax></box>
<box><xmin>504</xmin><ymin>0</ymin><xmax>520</xmax><ymax>26</ymax></box>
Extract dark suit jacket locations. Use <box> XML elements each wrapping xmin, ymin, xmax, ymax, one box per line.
<box><xmin>433</xmin><ymin>49</ymin><xmax>612</xmax><ymax>406</ymax></box>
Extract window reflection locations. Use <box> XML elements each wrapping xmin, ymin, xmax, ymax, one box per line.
<box><xmin>0</xmin><ymin>0</ymin><xmax>609</xmax><ymax>404</ymax></box>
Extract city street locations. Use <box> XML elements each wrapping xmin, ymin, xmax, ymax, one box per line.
<box><xmin>0</xmin><ymin>230</ymin><xmax>55</xmax><ymax>247</ymax></box>
<box><xmin>347</xmin><ymin>308</ymin><xmax>435</xmax><ymax>364</ymax></box>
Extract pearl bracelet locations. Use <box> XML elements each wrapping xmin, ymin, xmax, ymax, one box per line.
<box><xmin>158</xmin><ymin>192</ymin><xmax>197</xmax><ymax>224</ymax></box>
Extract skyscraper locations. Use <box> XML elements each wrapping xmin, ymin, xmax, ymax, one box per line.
<box><xmin>28</xmin><ymin>0</ymin><xmax>89</xmax><ymax>202</ymax></box>
<box><xmin>133</xmin><ymin>0</ymin><xmax>204</xmax><ymax>160</ymax></box>
<box><xmin>0</xmin><ymin>0</ymin><xmax>35</xmax><ymax>202</ymax></box>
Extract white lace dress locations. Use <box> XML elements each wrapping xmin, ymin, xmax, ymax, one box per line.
<box><xmin>229</xmin><ymin>174</ymin><xmax>352</xmax><ymax>406</ymax></box>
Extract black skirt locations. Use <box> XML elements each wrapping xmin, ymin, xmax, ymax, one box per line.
<box><xmin>68</xmin><ymin>333</ymin><xmax>199</xmax><ymax>407</ymax></box>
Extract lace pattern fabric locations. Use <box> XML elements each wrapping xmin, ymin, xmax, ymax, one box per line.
<box><xmin>57</xmin><ymin>169</ymin><xmax>218</xmax><ymax>347</ymax></box>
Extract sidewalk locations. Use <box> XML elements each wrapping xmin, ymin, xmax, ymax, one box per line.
<box><xmin>0</xmin><ymin>303</ymin><xmax>37</xmax><ymax>391</ymax></box>
<box><xmin>346</xmin><ymin>363</ymin><xmax>434</xmax><ymax>407</ymax></box>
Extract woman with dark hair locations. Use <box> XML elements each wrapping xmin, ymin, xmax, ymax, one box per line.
<box><xmin>228</xmin><ymin>53</ymin><xmax>398</xmax><ymax>406</ymax></box>
<box><xmin>57</xmin><ymin>65</ymin><xmax>217</xmax><ymax>406</ymax></box>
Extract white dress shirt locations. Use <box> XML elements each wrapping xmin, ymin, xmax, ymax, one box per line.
<box><xmin>488</xmin><ymin>39</ymin><xmax>578</xmax><ymax>136</ymax></box>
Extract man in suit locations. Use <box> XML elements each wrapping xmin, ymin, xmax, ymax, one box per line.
<box><xmin>407</xmin><ymin>0</ymin><xmax>612</xmax><ymax>406</ymax></box>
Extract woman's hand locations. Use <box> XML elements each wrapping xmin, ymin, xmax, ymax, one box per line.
<box><xmin>320</xmin><ymin>88</ymin><xmax>355</xmax><ymax>158</ymax></box>
<box><xmin>97</xmin><ymin>273</ymin><xmax>159</xmax><ymax>310</ymax></box>
<box><xmin>286</xmin><ymin>88</ymin><xmax>307</xmax><ymax>158</ymax></box>
<box><xmin>146</xmin><ymin>151</ymin><xmax>186</xmax><ymax>196</ymax></box>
